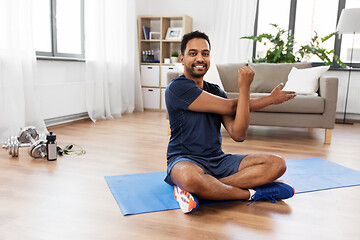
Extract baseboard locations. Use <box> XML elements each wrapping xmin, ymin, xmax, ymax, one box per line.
<box><xmin>336</xmin><ymin>113</ymin><xmax>360</xmax><ymax>123</ymax></box>
<box><xmin>45</xmin><ymin>112</ymin><xmax>90</xmax><ymax>127</ymax></box>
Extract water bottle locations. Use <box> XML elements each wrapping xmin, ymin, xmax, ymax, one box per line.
<box><xmin>46</xmin><ymin>132</ymin><xmax>57</xmax><ymax>161</ymax></box>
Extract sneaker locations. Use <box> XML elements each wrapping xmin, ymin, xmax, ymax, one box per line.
<box><xmin>174</xmin><ymin>186</ymin><xmax>199</xmax><ymax>213</ymax></box>
<box><xmin>250</xmin><ymin>180</ymin><xmax>295</xmax><ymax>204</ymax></box>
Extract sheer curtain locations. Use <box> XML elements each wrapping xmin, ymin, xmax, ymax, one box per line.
<box><xmin>85</xmin><ymin>0</ymin><xmax>143</xmax><ymax>122</ymax></box>
<box><xmin>212</xmin><ymin>0</ymin><xmax>257</xmax><ymax>64</ymax></box>
<box><xmin>0</xmin><ymin>0</ymin><xmax>47</xmax><ymax>142</ymax></box>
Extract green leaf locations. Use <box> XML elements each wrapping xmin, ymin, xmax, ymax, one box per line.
<box><xmin>333</xmin><ymin>55</ymin><xmax>346</xmax><ymax>68</ymax></box>
<box><xmin>240</xmin><ymin>36</ymin><xmax>255</xmax><ymax>40</ymax></box>
<box><xmin>321</xmin><ymin>32</ymin><xmax>337</xmax><ymax>43</ymax></box>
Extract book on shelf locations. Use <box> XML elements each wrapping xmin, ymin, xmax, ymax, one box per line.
<box><xmin>143</xmin><ymin>26</ymin><xmax>150</xmax><ymax>40</ymax></box>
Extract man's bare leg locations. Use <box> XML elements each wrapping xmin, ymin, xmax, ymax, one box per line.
<box><xmin>170</xmin><ymin>161</ymin><xmax>250</xmax><ymax>200</ymax></box>
<box><xmin>170</xmin><ymin>154</ymin><xmax>286</xmax><ymax>201</ymax></box>
<box><xmin>219</xmin><ymin>154</ymin><xmax>286</xmax><ymax>189</ymax></box>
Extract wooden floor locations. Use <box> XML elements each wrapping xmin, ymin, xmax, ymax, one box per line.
<box><xmin>1</xmin><ymin>111</ymin><xmax>359</xmax><ymax>240</ymax></box>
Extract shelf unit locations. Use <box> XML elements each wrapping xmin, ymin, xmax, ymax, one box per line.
<box><xmin>138</xmin><ymin>15</ymin><xmax>192</xmax><ymax>110</ymax></box>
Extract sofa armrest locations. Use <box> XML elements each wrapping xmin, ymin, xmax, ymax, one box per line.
<box><xmin>167</xmin><ymin>71</ymin><xmax>182</xmax><ymax>85</ymax></box>
<box><xmin>319</xmin><ymin>76</ymin><xmax>338</xmax><ymax>128</ymax></box>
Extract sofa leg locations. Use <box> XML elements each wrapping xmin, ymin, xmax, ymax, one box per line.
<box><xmin>325</xmin><ymin>129</ymin><xmax>332</xmax><ymax>144</ymax></box>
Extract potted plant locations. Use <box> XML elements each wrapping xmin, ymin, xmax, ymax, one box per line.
<box><xmin>241</xmin><ymin>23</ymin><xmax>345</xmax><ymax>68</ymax></box>
<box><xmin>171</xmin><ymin>50</ymin><xmax>179</xmax><ymax>63</ymax></box>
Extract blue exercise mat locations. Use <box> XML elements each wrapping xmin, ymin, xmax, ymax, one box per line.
<box><xmin>105</xmin><ymin>158</ymin><xmax>360</xmax><ymax>216</ymax></box>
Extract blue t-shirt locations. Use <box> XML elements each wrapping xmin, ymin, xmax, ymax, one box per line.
<box><xmin>165</xmin><ymin>75</ymin><xmax>228</xmax><ymax>160</ymax></box>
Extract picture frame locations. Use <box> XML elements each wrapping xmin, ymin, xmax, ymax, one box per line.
<box><xmin>165</xmin><ymin>27</ymin><xmax>183</xmax><ymax>40</ymax></box>
<box><xmin>150</xmin><ymin>32</ymin><xmax>161</xmax><ymax>40</ymax></box>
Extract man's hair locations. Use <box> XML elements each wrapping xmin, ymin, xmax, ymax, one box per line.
<box><xmin>180</xmin><ymin>31</ymin><xmax>211</xmax><ymax>55</ymax></box>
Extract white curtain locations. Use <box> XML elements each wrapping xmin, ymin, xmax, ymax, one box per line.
<box><xmin>85</xmin><ymin>0</ymin><xmax>143</xmax><ymax>122</ymax></box>
<box><xmin>212</xmin><ymin>0</ymin><xmax>257</xmax><ymax>64</ymax></box>
<box><xmin>0</xmin><ymin>0</ymin><xmax>47</xmax><ymax>142</ymax></box>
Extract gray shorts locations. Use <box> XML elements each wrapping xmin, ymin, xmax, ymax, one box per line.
<box><xmin>164</xmin><ymin>154</ymin><xmax>247</xmax><ymax>186</ymax></box>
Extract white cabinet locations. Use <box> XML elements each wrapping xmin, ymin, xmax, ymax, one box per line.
<box><xmin>161</xmin><ymin>66</ymin><xmax>177</xmax><ymax>87</ymax></box>
<box><xmin>161</xmin><ymin>88</ymin><xmax>166</xmax><ymax>110</ymax></box>
<box><xmin>141</xmin><ymin>65</ymin><xmax>176</xmax><ymax>110</ymax></box>
<box><xmin>142</xmin><ymin>87</ymin><xmax>160</xmax><ymax>109</ymax></box>
<box><xmin>141</xmin><ymin>65</ymin><xmax>160</xmax><ymax>86</ymax></box>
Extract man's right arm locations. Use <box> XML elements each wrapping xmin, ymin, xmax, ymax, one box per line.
<box><xmin>187</xmin><ymin>91</ymin><xmax>237</xmax><ymax>115</ymax></box>
<box><xmin>221</xmin><ymin>67</ymin><xmax>254</xmax><ymax>142</ymax></box>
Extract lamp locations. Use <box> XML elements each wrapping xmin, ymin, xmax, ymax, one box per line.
<box><xmin>336</xmin><ymin>8</ymin><xmax>360</xmax><ymax>124</ymax></box>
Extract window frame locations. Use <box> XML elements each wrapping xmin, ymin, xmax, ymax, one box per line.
<box><xmin>252</xmin><ymin>0</ymin><xmax>359</xmax><ymax>69</ymax></box>
<box><xmin>35</xmin><ymin>0</ymin><xmax>85</xmax><ymax>61</ymax></box>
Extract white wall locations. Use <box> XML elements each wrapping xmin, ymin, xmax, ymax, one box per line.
<box><xmin>36</xmin><ymin>60</ymin><xmax>87</xmax><ymax>120</ymax></box>
<box><xmin>35</xmin><ymin>0</ymin><xmax>360</xmax><ymax>122</ymax></box>
<box><xmin>136</xmin><ymin>0</ymin><xmax>218</xmax><ymax>38</ymax></box>
<box><xmin>324</xmin><ymin>70</ymin><xmax>360</xmax><ymax>120</ymax></box>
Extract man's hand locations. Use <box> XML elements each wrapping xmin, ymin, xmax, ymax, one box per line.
<box><xmin>238</xmin><ymin>66</ymin><xmax>255</xmax><ymax>88</ymax></box>
<box><xmin>270</xmin><ymin>83</ymin><xmax>296</xmax><ymax>105</ymax></box>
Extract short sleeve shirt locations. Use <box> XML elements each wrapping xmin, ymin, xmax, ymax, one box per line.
<box><xmin>165</xmin><ymin>75</ymin><xmax>228</xmax><ymax>160</ymax></box>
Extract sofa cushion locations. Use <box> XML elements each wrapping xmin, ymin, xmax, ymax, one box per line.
<box><xmin>248</xmin><ymin>62</ymin><xmax>312</xmax><ymax>93</ymax></box>
<box><xmin>283</xmin><ymin>66</ymin><xmax>330</xmax><ymax>96</ymax></box>
<box><xmin>250</xmin><ymin>93</ymin><xmax>325</xmax><ymax>114</ymax></box>
<box><xmin>216</xmin><ymin>63</ymin><xmax>246</xmax><ymax>92</ymax></box>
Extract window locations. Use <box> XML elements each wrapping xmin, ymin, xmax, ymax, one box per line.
<box><xmin>33</xmin><ymin>0</ymin><xmax>52</xmax><ymax>53</ymax></box>
<box><xmin>294</xmin><ymin>0</ymin><xmax>338</xmax><ymax>62</ymax></box>
<box><xmin>256</xmin><ymin>0</ymin><xmax>291</xmax><ymax>58</ymax></box>
<box><xmin>32</xmin><ymin>0</ymin><xmax>84</xmax><ymax>59</ymax></box>
<box><xmin>252</xmin><ymin>0</ymin><xmax>359</xmax><ymax>68</ymax></box>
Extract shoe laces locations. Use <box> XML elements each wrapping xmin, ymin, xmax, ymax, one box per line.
<box><xmin>247</xmin><ymin>192</ymin><xmax>278</xmax><ymax>206</ymax></box>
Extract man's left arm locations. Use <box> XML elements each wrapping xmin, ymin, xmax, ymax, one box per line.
<box><xmin>249</xmin><ymin>83</ymin><xmax>296</xmax><ymax>111</ymax></box>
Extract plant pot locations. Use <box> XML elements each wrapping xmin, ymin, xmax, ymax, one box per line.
<box><xmin>171</xmin><ymin>57</ymin><xmax>178</xmax><ymax>63</ymax></box>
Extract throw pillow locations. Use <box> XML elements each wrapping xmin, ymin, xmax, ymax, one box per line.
<box><xmin>248</xmin><ymin>62</ymin><xmax>312</xmax><ymax>93</ymax></box>
<box><xmin>174</xmin><ymin>63</ymin><xmax>184</xmax><ymax>73</ymax></box>
<box><xmin>283</xmin><ymin>66</ymin><xmax>330</xmax><ymax>96</ymax></box>
<box><xmin>204</xmin><ymin>58</ymin><xmax>224</xmax><ymax>90</ymax></box>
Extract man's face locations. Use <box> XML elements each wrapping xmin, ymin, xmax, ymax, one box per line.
<box><xmin>180</xmin><ymin>38</ymin><xmax>210</xmax><ymax>79</ymax></box>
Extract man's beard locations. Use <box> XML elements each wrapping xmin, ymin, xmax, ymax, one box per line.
<box><xmin>185</xmin><ymin>62</ymin><xmax>208</xmax><ymax>78</ymax></box>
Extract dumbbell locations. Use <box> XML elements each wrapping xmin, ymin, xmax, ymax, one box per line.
<box><xmin>2</xmin><ymin>136</ymin><xmax>23</xmax><ymax>157</ymax></box>
<box><xmin>2</xmin><ymin>126</ymin><xmax>47</xmax><ymax>158</ymax></box>
<box><xmin>2</xmin><ymin>127</ymin><xmax>36</xmax><ymax>157</ymax></box>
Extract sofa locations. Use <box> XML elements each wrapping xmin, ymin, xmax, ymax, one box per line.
<box><xmin>167</xmin><ymin>62</ymin><xmax>338</xmax><ymax>144</ymax></box>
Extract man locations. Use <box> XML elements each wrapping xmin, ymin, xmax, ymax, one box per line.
<box><xmin>165</xmin><ymin>31</ymin><xmax>296</xmax><ymax>214</ymax></box>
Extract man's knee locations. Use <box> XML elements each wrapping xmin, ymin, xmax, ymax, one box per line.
<box><xmin>269</xmin><ymin>155</ymin><xmax>287</xmax><ymax>177</ymax></box>
<box><xmin>178</xmin><ymin>171</ymin><xmax>205</xmax><ymax>192</ymax></box>
<box><xmin>170</xmin><ymin>162</ymin><xmax>206</xmax><ymax>193</ymax></box>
